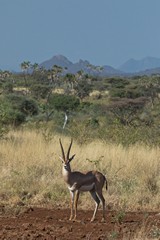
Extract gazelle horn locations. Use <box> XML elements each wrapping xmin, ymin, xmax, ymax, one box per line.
<box><xmin>59</xmin><ymin>139</ymin><xmax>65</xmax><ymax>161</ymax></box>
<box><xmin>67</xmin><ymin>139</ymin><xmax>73</xmax><ymax>160</ymax></box>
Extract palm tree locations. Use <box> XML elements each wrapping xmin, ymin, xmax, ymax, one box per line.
<box><xmin>20</xmin><ymin>61</ymin><xmax>31</xmax><ymax>90</ymax></box>
<box><xmin>47</xmin><ymin>65</ymin><xmax>63</xmax><ymax>86</ymax></box>
<box><xmin>64</xmin><ymin>73</ymin><xmax>76</xmax><ymax>91</ymax></box>
<box><xmin>20</xmin><ymin>61</ymin><xmax>31</xmax><ymax>73</ymax></box>
<box><xmin>32</xmin><ymin>63</ymin><xmax>39</xmax><ymax>72</ymax></box>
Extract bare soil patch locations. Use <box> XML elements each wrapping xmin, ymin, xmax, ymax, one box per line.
<box><xmin>0</xmin><ymin>207</ymin><xmax>159</xmax><ymax>239</ymax></box>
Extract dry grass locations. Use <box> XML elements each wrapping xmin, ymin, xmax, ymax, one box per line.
<box><xmin>0</xmin><ymin>129</ymin><xmax>160</xmax><ymax>211</ymax></box>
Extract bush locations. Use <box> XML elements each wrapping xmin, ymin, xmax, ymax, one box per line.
<box><xmin>19</xmin><ymin>98</ymin><xmax>38</xmax><ymax>116</ymax></box>
<box><xmin>5</xmin><ymin>94</ymin><xmax>38</xmax><ymax>116</ymax></box>
<box><xmin>74</xmin><ymin>79</ymin><xmax>92</xmax><ymax>100</ymax></box>
<box><xmin>2</xmin><ymin>82</ymin><xmax>13</xmax><ymax>93</ymax></box>
<box><xmin>30</xmin><ymin>84</ymin><xmax>51</xmax><ymax>99</ymax></box>
<box><xmin>49</xmin><ymin>94</ymin><xmax>80</xmax><ymax>112</ymax></box>
<box><xmin>0</xmin><ymin>95</ymin><xmax>38</xmax><ymax>126</ymax></box>
<box><xmin>1</xmin><ymin>109</ymin><xmax>25</xmax><ymax>126</ymax></box>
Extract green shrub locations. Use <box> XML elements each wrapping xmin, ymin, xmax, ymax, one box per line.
<box><xmin>49</xmin><ymin>94</ymin><xmax>80</xmax><ymax>112</ymax></box>
<box><xmin>19</xmin><ymin>98</ymin><xmax>38</xmax><ymax>116</ymax></box>
<box><xmin>30</xmin><ymin>84</ymin><xmax>51</xmax><ymax>99</ymax></box>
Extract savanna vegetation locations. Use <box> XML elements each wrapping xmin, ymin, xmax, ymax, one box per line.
<box><xmin>0</xmin><ymin>130</ymin><xmax>160</xmax><ymax>212</ymax></box>
<box><xmin>0</xmin><ymin>62</ymin><xmax>160</xmax><ymax>213</ymax></box>
<box><xmin>0</xmin><ymin>63</ymin><xmax>160</xmax><ymax>145</ymax></box>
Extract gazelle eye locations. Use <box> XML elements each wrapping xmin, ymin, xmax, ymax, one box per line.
<box><xmin>64</xmin><ymin>165</ymin><xmax>67</xmax><ymax>169</ymax></box>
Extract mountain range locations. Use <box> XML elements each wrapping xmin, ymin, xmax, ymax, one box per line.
<box><xmin>119</xmin><ymin>56</ymin><xmax>160</xmax><ymax>73</ymax></box>
<box><xmin>39</xmin><ymin>55</ymin><xmax>160</xmax><ymax>77</ymax></box>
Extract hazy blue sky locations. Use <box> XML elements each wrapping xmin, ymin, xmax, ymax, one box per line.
<box><xmin>1</xmin><ymin>0</ymin><xmax>160</xmax><ymax>70</ymax></box>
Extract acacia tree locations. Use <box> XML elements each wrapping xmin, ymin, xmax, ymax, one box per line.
<box><xmin>41</xmin><ymin>93</ymin><xmax>80</xmax><ymax>122</ymax></box>
<box><xmin>74</xmin><ymin>78</ymin><xmax>92</xmax><ymax>100</ymax></box>
<box><xmin>108</xmin><ymin>97</ymin><xmax>149</xmax><ymax>126</ymax></box>
<box><xmin>139</xmin><ymin>76</ymin><xmax>160</xmax><ymax>107</ymax></box>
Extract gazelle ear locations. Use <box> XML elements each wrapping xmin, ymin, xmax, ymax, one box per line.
<box><xmin>59</xmin><ymin>156</ymin><xmax>65</xmax><ymax>163</ymax></box>
<box><xmin>69</xmin><ymin>154</ymin><xmax>76</xmax><ymax>162</ymax></box>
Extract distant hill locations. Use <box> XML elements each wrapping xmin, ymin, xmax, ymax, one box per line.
<box><xmin>132</xmin><ymin>67</ymin><xmax>160</xmax><ymax>76</ymax></box>
<box><xmin>119</xmin><ymin>56</ymin><xmax>160</xmax><ymax>73</ymax></box>
<box><xmin>2</xmin><ymin>54</ymin><xmax>160</xmax><ymax>76</ymax></box>
<box><xmin>38</xmin><ymin>54</ymin><xmax>160</xmax><ymax>76</ymax></box>
<box><xmin>39</xmin><ymin>55</ymin><xmax>72</xmax><ymax>69</ymax></box>
<box><xmin>39</xmin><ymin>55</ymin><xmax>124</xmax><ymax>77</ymax></box>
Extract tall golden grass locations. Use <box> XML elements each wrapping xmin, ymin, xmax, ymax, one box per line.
<box><xmin>0</xmin><ymin>129</ymin><xmax>160</xmax><ymax>211</ymax></box>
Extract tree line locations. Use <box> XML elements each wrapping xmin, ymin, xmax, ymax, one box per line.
<box><xmin>0</xmin><ymin>61</ymin><xmax>160</xmax><ymax>145</ymax></box>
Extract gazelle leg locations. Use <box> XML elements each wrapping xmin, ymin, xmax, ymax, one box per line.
<box><xmin>73</xmin><ymin>190</ymin><xmax>80</xmax><ymax>221</ymax></box>
<box><xmin>69</xmin><ymin>191</ymin><xmax>75</xmax><ymax>220</ymax></box>
<box><xmin>90</xmin><ymin>190</ymin><xmax>100</xmax><ymax>222</ymax></box>
<box><xmin>97</xmin><ymin>191</ymin><xmax>106</xmax><ymax>222</ymax></box>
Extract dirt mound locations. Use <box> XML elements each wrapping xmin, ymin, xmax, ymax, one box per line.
<box><xmin>0</xmin><ymin>208</ymin><xmax>159</xmax><ymax>239</ymax></box>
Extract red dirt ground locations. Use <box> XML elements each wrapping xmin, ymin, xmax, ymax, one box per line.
<box><xmin>0</xmin><ymin>207</ymin><xmax>159</xmax><ymax>239</ymax></box>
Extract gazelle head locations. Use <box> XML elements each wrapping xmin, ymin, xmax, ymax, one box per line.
<box><xmin>59</xmin><ymin>139</ymin><xmax>76</xmax><ymax>170</ymax></box>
